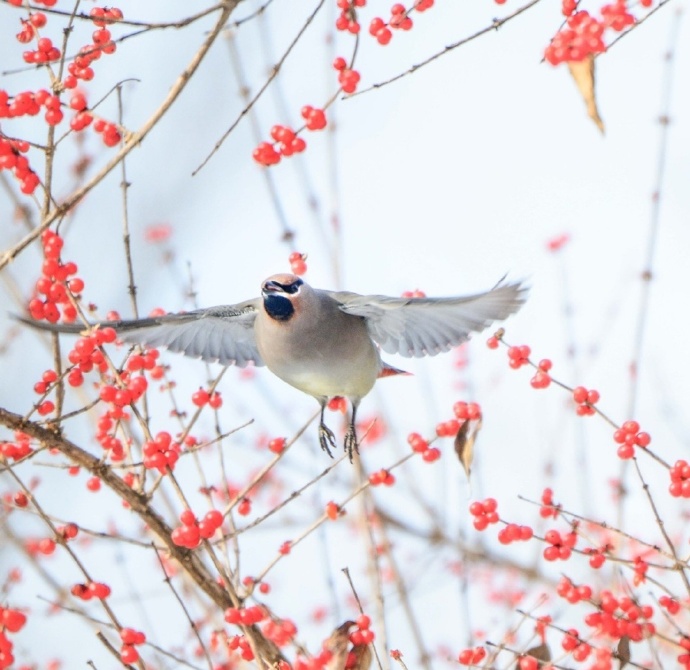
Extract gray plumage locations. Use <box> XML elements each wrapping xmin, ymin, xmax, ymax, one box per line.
<box><xmin>17</xmin><ymin>273</ymin><xmax>527</xmax><ymax>458</ymax></box>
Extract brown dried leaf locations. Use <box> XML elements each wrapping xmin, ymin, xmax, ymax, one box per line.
<box><xmin>454</xmin><ymin>419</ymin><xmax>481</xmax><ymax>479</ymax></box>
<box><xmin>617</xmin><ymin>635</ymin><xmax>631</xmax><ymax>669</ymax></box>
<box><xmin>324</xmin><ymin>621</ymin><xmax>355</xmax><ymax>670</ymax></box>
<box><xmin>567</xmin><ymin>55</ymin><xmax>605</xmax><ymax>133</ymax></box>
<box><xmin>350</xmin><ymin>643</ymin><xmax>373</xmax><ymax>670</ymax></box>
<box><xmin>515</xmin><ymin>643</ymin><xmax>551</xmax><ymax>669</ymax></box>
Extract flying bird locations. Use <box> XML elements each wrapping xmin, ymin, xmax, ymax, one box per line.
<box><xmin>19</xmin><ymin>274</ymin><xmax>527</xmax><ymax>458</ymax></box>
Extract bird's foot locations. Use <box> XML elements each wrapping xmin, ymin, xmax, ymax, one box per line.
<box><xmin>318</xmin><ymin>423</ymin><xmax>337</xmax><ymax>458</ymax></box>
<box><xmin>344</xmin><ymin>426</ymin><xmax>359</xmax><ymax>462</ymax></box>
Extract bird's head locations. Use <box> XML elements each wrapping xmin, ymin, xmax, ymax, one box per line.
<box><xmin>261</xmin><ymin>273</ymin><xmax>305</xmax><ymax>321</ymax></box>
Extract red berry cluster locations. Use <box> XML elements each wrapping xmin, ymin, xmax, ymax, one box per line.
<box><xmin>469</xmin><ymin>498</ymin><xmax>499</xmax><ymax>531</ymax></box>
<box><xmin>171</xmin><ymin>509</ymin><xmax>224</xmax><ymax>549</ymax></box>
<box><xmin>289</xmin><ymin>251</ymin><xmax>308</xmax><ymax>275</ymax></box>
<box><xmin>349</xmin><ymin>614</ymin><xmax>375</xmax><ymax>646</ymax></box>
<box><xmin>669</xmin><ymin>459</ymin><xmax>690</xmax><ymax>498</ymax></box>
<box><xmin>452</xmin><ymin>400</ymin><xmax>481</xmax><ymax>421</ymax></box>
<box><xmin>458</xmin><ymin>646</ymin><xmax>487</xmax><ymax>666</ymax></box>
<box><xmin>530</xmin><ymin>359</ymin><xmax>552</xmax><ymax>389</ymax></box>
<box><xmin>65</xmin><ymin>8</ymin><xmax>122</xmax><ymax>84</ymax></box>
<box><xmin>224</xmin><ymin>605</ymin><xmax>266</xmax><ymax>626</ymax></box>
<box><xmin>99</xmin><ymin>374</ymin><xmax>148</xmax><ymax>416</ymax></box>
<box><xmin>497</xmin><ymin>523</ymin><xmax>533</xmax><ymax>545</ymax></box>
<box><xmin>369</xmin><ymin>0</ymin><xmax>434</xmax><ymax>46</ymax></box>
<box><xmin>25</xmin><ymin>536</ymin><xmax>56</xmax><ymax>555</ymax></box>
<box><xmin>507</xmin><ymin>344</ymin><xmax>531</xmax><ymax>368</ymax></box>
<box><xmin>119</xmin><ymin>627</ymin><xmax>146</xmax><ymax>665</ymax></box>
<box><xmin>21</xmin><ymin>35</ymin><xmax>61</xmax><ymax>66</ymax></box>
<box><xmin>557</xmin><ymin>576</ymin><xmax>592</xmax><ymax>604</ymax></box>
<box><xmin>583</xmin><ymin>590</ymin><xmax>655</xmax><ymax>642</ymax></box>
<box><xmin>613</xmin><ymin>420</ymin><xmax>651</xmax><ymax>460</ymax></box>
<box><xmin>263</xmin><ymin>618</ymin><xmax>298</xmax><ymax>647</ymax></box>
<box><xmin>572</xmin><ymin>385</ymin><xmax>600</xmax><ymax>416</ymax></box>
<box><xmin>227</xmin><ymin>634</ymin><xmax>255</xmax><ymax>661</ymax></box>
<box><xmin>57</xmin><ymin>522</ymin><xmax>79</xmax><ymax>542</ymax></box>
<box><xmin>0</xmin><ymin>136</ymin><xmax>38</xmax><ymax>195</ymax></box>
<box><xmin>94</xmin><ymin>411</ymin><xmax>128</xmax><ymax>461</ymax></box>
<box><xmin>67</xmin><ymin>328</ymin><xmax>117</xmax><ymax>381</ymax></box>
<box><xmin>435</xmin><ymin>419</ymin><xmax>461</xmax><ymax>437</ymax></box>
<box><xmin>543</xmin><ymin>527</ymin><xmax>577</xmax><ymax>561</ymax></box>
<box><xmin>325</xmin><ymin>501</ymin><xmax>342</xmax><ymax>520</ymax></box>
<box><xmin>28</xmin><ymin>230</ymin><xmax>83</xmax><ymax>323</ymax></box>
<box><xmin>545</xmin><ymin>10</ymin><xmax>606</xmax><ymax>65</ymax></box>
<box><xmin>0</xmin><ymin>607</ymin><xmax>27</xmax><ymax>670</ymax></box>
<box><xmin>561</xmin><ymin>629</ymin><xmax>593</xmax><ymax>663</ymax></box>
<box><xmin>584</xmin><ymin>545</ymin><xmax>609</xmax><ymax>569</ymax></box>
<box><xmin>191</xmin><ymin>388</ymin><xmax>223</xmax><ymax>409</ymax></box>
<box><xmin>679</xmin><ymin>637</ymin><xmax>690</xmax><ymax>668</ymax></box>
<box><xmin>0</xmin><ymin>432</ymin><xmax>33</xmax><ymax>462</ymax></box>
<box><xmin>601</xmin><ymin>0</ymin><xmax>635</xmax><ymax>31</ymax></box>
<box><xmin>659</xmin><ymin>595</ymin><xmax>680</xmax><ymax>615</ymax></box>
<box><xmin>71</xmin><ymin>581</ymin><xmax>111</xmax><ymax>600</ymax></box>
<box><xmin>333</xmin><ymin>57</ymin><xmax>361</xmax><ymax>94</ymax></box>
<box><xmin>369</xmin><ymin>468</ymin><xmax>395</xmax><ymax>486</ymax></box>
<box><xmin>328</xmin><ymin>396</ymin><xmax>348</xmax><ymax>413</ymax></box>
<box><xmin>539</xmin><ymin>487</ymin><xmax>560</xmax><ymax>518</ymax></box>
<box><xmin>407</xmin><ymin>432</ymin><xmax>440</xmax><ymax>463</ymax></box>
<box><xmin>335</xmin><ymin>0</ymin><xmax>366</xmax><ymax>34</ymax></box>
<box><xmin>143</xmin><ymin>431</ymin><xmax>181</xmax><ymax>473</ymax></box>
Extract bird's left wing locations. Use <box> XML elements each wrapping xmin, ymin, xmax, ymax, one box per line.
<box><xmin>16</xmin><ymin>300</ymin><xmax>264</xmax><ymax>367</ymax></box>
<box><xmin>333</xmin><ymin>281</ymin><xmax>527</xmax><ymax>358</ymax></box>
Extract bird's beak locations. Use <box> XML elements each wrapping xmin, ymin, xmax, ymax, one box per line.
<box><xmin>262</xmin><ymin>281</ymin><xmax>282</xmax><ymax>296</ymax></box>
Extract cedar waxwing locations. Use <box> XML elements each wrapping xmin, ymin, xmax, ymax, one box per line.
<box><xmin>18</xmin><ymin>274</ymin><xmax>527</xmax><ymax>458</ymax></box>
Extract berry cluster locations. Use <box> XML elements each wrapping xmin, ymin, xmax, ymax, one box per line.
<box><xmin>171</xmin><ymin>509</ymin><xmax>224</xmax><ymax>549</ymax></box>
<box><xmin>469</xmin><ymin>498</ymin><xmax>499</xmax><ymax>531</ymax></box>
<box><xmin>368</xmin><ymin>468</ymin><xmax>395</xmax><ymax>486</ymax></box>
<box><xmin>262</xmin><ymin>618</ymin><xmax>298</xmax><ymax>647</ymax></box>
<box><xmin>557</xmin><ymin>576</ymin><xmax>592</xmax><ymax>604</ymax></box>
<box><xmin>612</xmin><ymin>420</ymin><xmax>651</xmax><ymax>459</ymax></box>
<box><xmin>506</xmin><ymin>344</ymin><xmax>531</xmax><ymax>368</ymax></box>
<box><xmin>191</xmin><ymin>388</ymin><xmax>223</xmax><ymax>409</ymax></box>
<box><xmin>572</xmin><ymin>385</ymin><xmax>600</xmax><ymax>416</ymax></box>
<box><xmin>539</xmin><ymin>488</ymin><xmax>559</xmax><ymax>519</ymax></box>
<box><xmin>289</xmin><ymin>251</ymin><xmax>308</xmax><ymax>275</ymax></box>
<box><xmin>583</xmin><ymin>590</ymin><xmax>655</xmax><ymax>642</ymax></box>
<box><xmin>669</xmin><ymin>459</ymin><xmax>690</xmax><ymax>498</ymax></box>
<box><xmin>28</xmin><ymin>230</ymin><xmax>85</xmax><ymax>322</ymax></box>
<box><xmin>71</xmin><ymin>581</ymin><xmax>111</xmax><ymax>600</ymax></box>
<box><xmin>119</xmin><ymin>627</ymin><xmax>146</xmax><ymax>665</ymax></box>
<box><xmin>369</xmin><ymin>0</ymin><xmax>434</xmax><ymax>46</ymax></box>
<box><xmin>458</xmin><ymin>646</ymin><xmax>487</xmax><ymax>666</ymax></box>
<box><xmin>0</xmin><ymin>136</ymin><xmax>38</xmax><ymax>195</ymax></box>
<box><xmin>333</xmin><ymin>57</ymin><xmax>361</xmax><ymax>94</ymax></box>
<box><xmin>349</xmin><ymin>614</ymin><xmax>375</xmax><ymax>646</ymax></box>
<box><xmin>143</xmin><ymin>431</ymin><xmax>182</xmax><ymax>473</ymax></box>
<box><xmin>0</xmin><ymin>432</ymin><xmax>33</xmax><ymax>462</ymax></box>
<box><xmin>65</xmin><ymin>8</ymin><xmax>122</xmax><ymax>84</ymax></box>
<box><xmin>497</xmin><ymin>523</ymin><xmax>533</xmax><ymax>545</ymax></box>
<box><xmin>530</xmin><ymin>358</ymin><xmax>552</xmax><ymax>389</ymax></box>
<box><xmin>335</xmin><ymin>0</ymin><xmax>366</xmax><ymax>34</ymax></box>
<box><xmin>407</xmin><ymin>432</ymin><xmax>440</xmax><ymax>463</ymax></box>
<box><xmin>224</xmin><ymin>605</ymin><xmax>266</xmax><ymax>626</ymax></box>
<box><xmin>542</xmin><ymin>527</ymin><xmax>578</xmax><ymax>561</ymax></box>
<box><xmin>67</xmin><ymin>329</ymin><xmax>117</xmax><ymax>380</ymax></box>
<box><xmin>0</xmin><ymin>607</ymin><xmax>27</xmax><ymax>670</ymax></box>
<box><xmin>226</xmin><ymin>634</ymin><xmax>255</xmax><ymax>662</ymax></box>
<box><xmin>99</xmin><ymin>374</ymin><xmax>148</xmax><ymax>417</ymax></box>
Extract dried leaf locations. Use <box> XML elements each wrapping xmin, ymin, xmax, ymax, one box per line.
<box><xmin>324</xmin><ymin>621</ymin><xmax>355</xmax><ymax>670</ymax></box>
<box><xmin>350</xmin><ymin>642</ymin><xmax>373</xmax><ymax>670</ymax></box>
<box><xmin>617</xmin><ymin>635</ymin><xmax>631</xmax><ymax>669</ymax></box>
<box><xmin>515</xmin><ymin>643</ymin><xmax>551</xmax><ymax>669</ymax></box>
<box><xmin>567</xmin><ymin>55</ymin><xmax>605</xmax><ymax>133</ymax></box>
<box><xmin>454</xmin><ymin>419</ymin><xmax>482</xmax><ymax>479</ymax></box>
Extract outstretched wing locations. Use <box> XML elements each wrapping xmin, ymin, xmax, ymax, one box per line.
<box><xmin>17</xmin><ymin>300</ymin><xmax>264</xmax><ymax>367</ymax></box>
<box><xmin>333</xmin><ymin>281</ymin><xmax>526</xmax><ymax>358</ymax></box>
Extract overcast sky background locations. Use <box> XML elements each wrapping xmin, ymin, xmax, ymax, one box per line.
<box><xmin>1</xmin><ymin>0</ymin><xmax>689</xmax><ymax>666</ymax></box>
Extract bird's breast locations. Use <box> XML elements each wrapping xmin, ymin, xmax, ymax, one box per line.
<box><xmin>254</xmin><ymin>299</ymin><xmax>381</xmax><ymax>400</ymax></box>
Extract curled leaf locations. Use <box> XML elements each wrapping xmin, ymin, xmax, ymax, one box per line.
<box><xmin>617</xmin><ymin>635</ymin><xmax>631</xmax><ymax>669</ymax></box>
<box><xmin>454</xmin><ymin>418</ymin><xmax>482</xmax><ymax>479</ymax></box>
<box><xmin>567</xmin><ymin>55</ymin><xmax>605</xmax><ymax>133</ymax></box>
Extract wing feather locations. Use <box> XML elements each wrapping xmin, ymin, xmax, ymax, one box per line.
<box><xmin>16</xmin><ymin>300</ymin><xmax>264</xmax><ymax>367</ymax></box>
<box><xmin>335</xmin><ymin>281</ymin><xmax>526</xmax><ymax>358</ymax></box>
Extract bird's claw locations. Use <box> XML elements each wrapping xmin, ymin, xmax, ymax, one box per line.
<box><xmin>318</xmin><ymin>423</ymin><xmax>337</xmax><ymax>458</ymax></box>
<box><xmin>344</xmin><ymin>426</ymin><xmax>359</xmax><ymax>462</ymax></box>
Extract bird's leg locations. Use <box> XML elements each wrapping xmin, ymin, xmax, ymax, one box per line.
<box><xmin>344</xmin><ymin>402</ymin><xmax>359</xmax><ymax>462</ymax></box>
<box><xmin>318</xmin><ymin>401</ymin><xmax>337</xmax><ymax>458</ymax></box>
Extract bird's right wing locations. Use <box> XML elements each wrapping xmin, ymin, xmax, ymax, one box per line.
<box><xmin>334</xmin><ymin>281</ymin><xmax>527</xmax><ymax>358</ymax></box>
<box><xmin>16</xmin><ymin>300</ymin><xmax>264</xmax><ymax>367</ymax></box>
